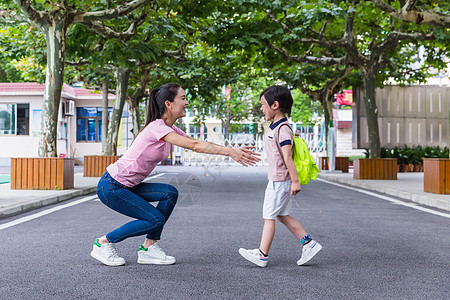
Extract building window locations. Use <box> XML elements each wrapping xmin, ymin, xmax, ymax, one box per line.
<box><xmin>17</xmin><ymin>104</ymin><xmax>30</xmax><ymax>135</ymax></box>
<box><xmin>0</xmin><ymin>103</ymin><xmax>29</xmax><ymax>135</ymax></box>
<box><xmin>189</xmin><ymin>124</ymin><xmax>207</xmax><ymax>140</ymax></box>
<box><xmin>76</xmin><ymin>107</ymin><xmax>111</xmax><ymax>142</ymax></box>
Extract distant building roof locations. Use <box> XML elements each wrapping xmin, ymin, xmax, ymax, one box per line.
<box><xmin>0</xmin><ymin>82</ymin><xmax>114</xmax><ymax>99</ymax></box>
<box><xmin>0</xmin><ymin>82</ymin><xmax>45</xmax><ymax>93</ymax></box>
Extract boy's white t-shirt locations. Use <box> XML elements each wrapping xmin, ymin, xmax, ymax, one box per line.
<box><xmin>265</xmin><ymin>117</ymin><xmax>293</xmax><ymax>181</ymax></box>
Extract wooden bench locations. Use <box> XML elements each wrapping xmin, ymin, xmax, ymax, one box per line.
<box><xmin>423</xmin><ymin>158</ymin><xmax>450</xmax><ymax>194</ymax></box>
<box><xmin>11</xmin><ymin>158</ymin><xmax>74</xmax><ymax>190</ymax></box>
<box><xmin>353</xmin><ymin>158</ymin><xmax>397</xmax><ymax>180</ymax></box>
<box><xmin>83</xmin><ymin>155</ymin><xmax>120</xmax><ymax>177</ymax></box>
<box><xmin>318</xmin><ymin>157</ymin><xmax>349</xmax><ymax>173</ymax></box>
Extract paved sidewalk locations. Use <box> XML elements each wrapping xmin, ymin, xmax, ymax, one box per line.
<box><xmin>0</xmin><ymin>173</ymin><xmax>100</xmax><ymax>219</ymax></box>
<box><xmin>319</xmin><ymin>171</ymin><xmax>450</xmax><ymax>211</ymax></box>
<box><xmin>0</xmin><ymin>166</ymin><xmax>448</xmax><ymax>220</ymax></box>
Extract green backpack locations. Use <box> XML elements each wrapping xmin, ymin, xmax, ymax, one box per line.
<box><xmin>275</xmin><ymin>124</ymin><xmax>319</xmax><ymax>185</ymax></box>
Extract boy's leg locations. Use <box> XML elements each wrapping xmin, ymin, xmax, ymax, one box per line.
<box><xmin>238</xmin><ymin>219</ymin><xmax>273</xmax><ymax>268</ymax></box>
<box><xmin>238</xmin><ymin>182</ymin><xmax>275</xmax><ymax>268</ymax></box>
<box><xmin>238</xmin><ymin>180</ymin><xmax>285</xmax><ymax>267</ymax></box>
<box><xmin>277</xmin><ymin>215</ymin><xmax>322</xmax><ymax>265</ymax></box>
<box><xmin>276</xmin><ymin>215</ymin><xmax>307</xmax><ymax>240</ymax></box>
<box><xmin>259</xmin><ymin>219</ymin><xmax>276</xmax><ymax>255</ymax></box>
<box><xmin>259</xmin><ymin>180</ymin><xmax>291</xmax><ymax>254</ymax></box>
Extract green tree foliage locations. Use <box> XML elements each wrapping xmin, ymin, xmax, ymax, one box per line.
<box><xmin>175</xmin><ymin>43</ymin><xmax>261</xmax><ymax>140</ymax></box>
<box><xmin>202</xmin><ymin>0</ymin><xmax>448</xmax><ymax>157</ymax></box>
<box><xmin>1</xmin><ymin>0</ymin><xmax>151</xmax><ymax>157</ymax></box>
<box><xmin>291</xmin><ymin>89</ymin><xmax>323</xmax><ymax>127</ymax></box>
<box><xmin>1</xmin><ymin>0</ymin><xmax>447</xmax><ymax>158</ymax></box>
<box><xmin>0</xmin><ymin>23</ymin><xmax>46</xmax><ymax>82</ymax></box>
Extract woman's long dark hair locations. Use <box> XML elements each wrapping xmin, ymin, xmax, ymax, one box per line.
<box><xmin>145</xmin><ymin>83</ymin><xmax>181</xmax><ymax>126</ymax></box>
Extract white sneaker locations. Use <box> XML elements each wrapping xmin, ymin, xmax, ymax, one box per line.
<box><xmin>90</xmin><ymin>239</ymin><xmax>125</xmax><ymax>266</ymax></box>
<box><xmin>238</xmin><ymin>248</ymin><xmax>268</xmax><ymax>267</ymax></box>
<box><xmin>297</xmin><ymin>240</ymin><xmax>322</xmax><ymax>266</ymax></box>
<box><xmin>137</xmin><ymin>242</ymin><xmax>176</xmax><ymax>265</ymax></box>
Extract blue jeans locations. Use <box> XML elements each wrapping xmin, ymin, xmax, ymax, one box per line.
<box><xmin>96</xmin><ymin>171</ymin><xmax>178</xmax><ymax>243</ymax></box>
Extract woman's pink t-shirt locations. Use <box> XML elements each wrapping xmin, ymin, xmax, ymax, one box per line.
<box><xmin>107</xmin><ymin>119</ymin><xmax>186</xmax><ymax>187</ymax></box>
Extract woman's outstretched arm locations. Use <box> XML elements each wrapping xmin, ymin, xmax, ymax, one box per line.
<box><xmin>162</xmin><ymin>132</ymin><xmax>260</xmax><ymax>167</ymax></box>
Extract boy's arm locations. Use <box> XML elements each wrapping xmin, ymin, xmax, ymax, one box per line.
<box><xmin>281</xmin><ymin>144</ymin><xmax>301</xmax><ymax>195</ymax></box>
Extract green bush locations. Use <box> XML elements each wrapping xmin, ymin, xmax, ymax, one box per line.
<box><xmin>423</xmin><ymin>146</ymin><xmax>449</xmax><ymax>159</ymax></box>
<box><xmin>348</xmin><ymin>155</ymin><xmax>365</xmax><ymax>162</ymax></box>
<box><xmin>380</xmin><ymin>145</ymin><xmax>448</xmax><ymax>164</ymax></box>
<box><xmin>352</xmin><ymin>145</ymin><xmax>448</xmax><ymax>164</ymax></box>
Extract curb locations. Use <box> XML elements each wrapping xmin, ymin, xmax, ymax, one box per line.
<box><xmin>0</xmin><ymin>186</ymin><xmax>97</xmax><ymax>220</ymax></box>
<box><xmin>318</xmin><ymin>174</ymin><xmax>450</xmax><ymax>212</ymax></box>
<box><xmin>0</xmin><ymin>171</ymin><xmax>159</xmax><ymax>220</ymax></box>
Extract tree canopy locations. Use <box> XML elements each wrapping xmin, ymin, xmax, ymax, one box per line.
<box><xmin>1</xmin><ymin>0</ymin><xmax>448</xmax><ymax>157</ymax></box>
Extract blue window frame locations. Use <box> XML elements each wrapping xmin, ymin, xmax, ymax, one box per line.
<box><xmin>76</xmin><ymin>107</ymin><xmax>112</xmax><ymax>142</ymax></box>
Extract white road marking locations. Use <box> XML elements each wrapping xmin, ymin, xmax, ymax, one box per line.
<box><xmin>0</xmin><ymin>195</ymin><xmax>98</xmax><ymax>231</ymax></box>
<box><xmin>148</xmin><ymin>173</ymin><xmax>166</xmax><ymax>179</ymax></box>
<box><xmin>0</xmin><ymin>172</ymin><xmax>171</xmax><ymax>230</ymax></box>
<box><xmin>317</xmin><ymin>178</ymin><xmax>450</xmax><ymax>219</ymax></box>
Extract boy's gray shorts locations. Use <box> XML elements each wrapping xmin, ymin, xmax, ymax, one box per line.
<box><xmin>263</xmin><ymin>179</ymin><xmax>292</xmax><ymax>220</ymax></box>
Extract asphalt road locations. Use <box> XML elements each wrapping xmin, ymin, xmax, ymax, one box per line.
<box><xmin>0</xmin><ymin>166</ymin><xmax>449</xmax><ymax>299</ymax></box>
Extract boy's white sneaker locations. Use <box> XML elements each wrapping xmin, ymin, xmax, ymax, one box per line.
<box><xmin>297</xmin><ymin>240</ymin><xmax>322</xmax><ymax>266</ymax></box>
<box><xmin>90</xmin><ymin>239</ymin><xmax>125</xmax><ymax>266</ymax></box>
<box><xmin>137</xmin><ymin>242</ymin><xmax>176</xmax><ymax>265</ymax></box>
<box><xmin>238</xmin><ymin>248</ymin><xmax>268</xmax><ymax>267</ymax></box>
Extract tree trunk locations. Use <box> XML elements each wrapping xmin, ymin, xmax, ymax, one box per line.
<box><xmin>104</xmin><ymin>67</ymin><xmax>130</xmax><ymax>155</ymax></box>
<box><xmin>224</xmin><ymin>124</ymin><xmax>230</xmax><ymax>142</ymax></box>
<box><xmin>101</xmin><ymin>78</ymin><xmax>109</xmax><ymax>154</ymax></box>
<box><xmin>127</xmin><ymin>69</ymin><xmax>149</xmax><ymax>138</ymax></box>
<box><xmin>324</xmin><ymin>93</ymin><xmax>334</xmax><ymax>126</ymax></box>
<box><xmin>38</xmin><ymin>20</ymin><xmax>67</xmax><ymax>157</ymax></box>
<box><xmin>322</xmin><ymin>99</ymin><xmax>330</xmax><ymax>138</ymax></box>
<box><xmin>126</xmin><ymin>95</ymin><xmax>141</xmax><ymax>138</ymax></box>
<box><xmin>222</xmin><ymin>119</ymin><xmax>230</xmax><ymax>146</ymax></box>
<box><xmin>362</xmin><ymin>69</ymin><xmax>381</xmax><ymax>158</ymax></box>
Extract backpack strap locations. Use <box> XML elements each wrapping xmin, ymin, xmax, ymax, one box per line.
<box><xmin>273</xmin><ymin>122</ymin><xmax>293</xmax><ymax>169</ymax></box>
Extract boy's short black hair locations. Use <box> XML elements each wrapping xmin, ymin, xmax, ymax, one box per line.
<box><xmin>260</xmin><ymin>85</ymin><xmax>293</xmax><ymax>116</ymax></box>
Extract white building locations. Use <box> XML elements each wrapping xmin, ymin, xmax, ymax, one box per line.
<box><xmin>0</xmin><ymin>82</ymin><xmax>130</xmax><ymax>166</ymax></box>
<box><xmin>0</xmin><ymin>82</ymin><xmax>365</xmax><ymax>167</ymax></box>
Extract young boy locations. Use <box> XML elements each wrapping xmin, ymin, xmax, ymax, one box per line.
<box><xmin>239</xmin><ymin>85</ymin><xmax>322</xmax><ymax>267</ymax></box>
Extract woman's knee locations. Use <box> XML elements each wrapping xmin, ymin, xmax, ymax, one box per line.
<box><xmin>146</xmin><ymin>213</ymin><xmax>166</xmax><ymax>229</ymax></box>
<box><xmin>167</xmin><ymin>185</ymin><xmax>179</xmax><ymax>202</ymax></box>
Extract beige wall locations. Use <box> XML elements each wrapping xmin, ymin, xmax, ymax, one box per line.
<box><xmin>0</xmin><ymin>94</ymin><xmax>42</xmax><ymax>159</ymax></box>
<box><xmin>354</xmin><ymin>85</ymin><xmax>449</xmax><ymax>148</ymax></box>
<box><xmin>336</xmin><ymin>128</ymin><xmax>365</xmax><ymax>157</ymax></box>
<box><xmin>204</xmin><ymin>121</ymin><xmax>222</xmax><ymax>143</ymax></box>
<box><xmin>0</xmin><ymin>93</ymin><xmax>123</xmax><ymax>165</ymax></box>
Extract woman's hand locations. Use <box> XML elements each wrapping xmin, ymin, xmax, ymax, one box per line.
<box><xmin>164</xmin><ymin>133</ymin><xmax>260</xmax><ymax>166</ymax></box>
<box><xmin>228</xmin><ymin>146</ymin><xmax>261</xmax><ymax>167</ymax></box>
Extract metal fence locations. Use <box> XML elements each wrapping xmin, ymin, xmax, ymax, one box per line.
<box><xmin>175</xmin><ymin>132</ymin><xmax>326</xmax><ymax>166</ymax></box>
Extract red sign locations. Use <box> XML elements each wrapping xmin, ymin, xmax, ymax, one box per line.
<box><xmin>336</xmin><ymin>90</ymin><xmax>353</xmax><ymax>106</ymax></box>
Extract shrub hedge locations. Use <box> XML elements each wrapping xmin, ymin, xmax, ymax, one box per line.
<box><xmin>364</xmin><ymin>145</ymin><xmax>449</xmax><ymax>165</ymax></box>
